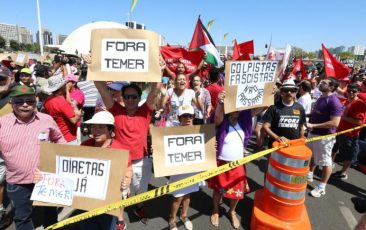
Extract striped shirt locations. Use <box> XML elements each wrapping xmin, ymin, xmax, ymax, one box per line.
<box><xmin>77</xmin><ymin>81</ymin><xmax>99</xmax><ymax>107</ymax></box>
<box><xmin>0</xmin><ymin>112</ymin><xmax>66</xmax><ymax>184</ymax></box>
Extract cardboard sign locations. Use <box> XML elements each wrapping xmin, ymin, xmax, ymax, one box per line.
<box><xmin>88</xmin><ymin>29</ymin><xmax>161</xmax><ymax>82</ymax></box>
<box><xmin>224</xmin><ymin>60</ymin><xmax>280</xmax><ymax>113</ymax></box>
<box><xmin>151</xmin><ymin>124</ymin><xmax>216</xmax><ymax>177</ymax></box>
<box><xmin>56</xmin><ymin>156</ymin><xmax>111</xmax><ymax>200</ymax></box>
<box><xmin>15</xmin><ymin>52</ymin><xmax>28</xmax><ymax>66</ymax></box>
<box><xmin>31</xmin><ymin>173</ymin><xmax>74</xmax><ymax>206</ymax></box>
<box><xmin>35</xmin><ymin>142</ymin><xmax>129</xmax><ymax>216</ymax></box>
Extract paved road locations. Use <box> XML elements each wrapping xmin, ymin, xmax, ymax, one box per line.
<box><xmin>4</xmin><ymin>150</ymin><xmax>365</xmax><ymax>230</ymax></box>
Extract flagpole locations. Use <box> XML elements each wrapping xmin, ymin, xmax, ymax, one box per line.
<box><xmin>36</xmin><ymin>0</ymin><xmax>43</xmax><ymax>55</ymax></box>
<box><xmin>265</xmin><ymin>33</ymin><xmax>272</xmax><ymax>58</ymax></box>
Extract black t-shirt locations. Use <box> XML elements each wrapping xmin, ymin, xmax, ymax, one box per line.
<box><xmin>263</xmin><ymin>100</ymin><xmax>306</xmax><ymax>146</ymax></box>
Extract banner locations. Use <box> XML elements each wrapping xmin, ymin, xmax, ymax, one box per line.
<box><xmin>160</xmin><ymin>46</ymin><xmax>204</xmax><ymax>74</ymax></box>
<box><xmin>150</xmin><ymin>124</ymin><xmax>216</xmax><ymax>177</ymax></box>
<box><xmin>31</xmin><ymin>173</ymin><xmax>74</xmax><ymax>206</ymax></box>
<box><xmin>88</xmin><ymin>29</ymin><xmax>161</xmax><ymax>82</ymax></box>
<box><xmin>322</xmin><ymin>44</ymin><xmax>351</xmax><ymax>79</ymax></box>
<box><xmin>224</xmin><ymin>60</ymin><xmax>280</xmax><ymax>113</ymax></box>
<box><xmin>35</xmin><ymin>142</ymin><xmax>129</xmax><ymax>216</ymax></box>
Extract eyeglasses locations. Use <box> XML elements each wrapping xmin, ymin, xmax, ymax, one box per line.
<box><xmin>180</xmin><ymin>114</ymin><xmax>193</xmax><ymax>119</ymax></box>
<box><xmin>12</xmin><ymin>98</ymin><xmax>36</xmax><ymax>106</ymax></box>
<box><xmin>347</xmin><ymin>89</ymin><xmax>358</xmax><ymax>94</ymax></box>
<box><xmin>281</xmin><ymin>88</ymin><xmax>297</xmax><ymax>93</ymax></box>
<box><xmin>123</xmin><ymin>94</ymin><xmax>139</xmax><ymax>100</ymax></box>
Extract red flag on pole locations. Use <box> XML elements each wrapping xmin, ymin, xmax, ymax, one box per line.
<box><xmin>232</xmin><ymin>40</ymin><xmax>240</xmax><ymax>60</ymax></box>
<box><xmin>322</xmin><ymin>43</ymin><xmax>351</xmax><ymax>79</ymax></box>
<box><xmin>292</xmin><ymin>57</ymin><xmax>307</xmax><ymax>79</ymax></box>
<box><xmin>232</xmin><ymin>40</ymin><xmax>253</xmax><ymax>60</ymax></box>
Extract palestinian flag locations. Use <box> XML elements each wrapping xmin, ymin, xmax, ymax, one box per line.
<box><xmin>189</xmin><ymin>17</ymin><xmax>223</xmax><ymax>68</ymax></box>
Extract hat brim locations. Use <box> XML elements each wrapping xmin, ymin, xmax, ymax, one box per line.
<box><xmin>84</xmin><ymin>119</ymin><xmax>114</xmax><ymax>125</ymax></box>
<box><xmin>42</xmin><ymin>81</ymin><xmax>66</xmax><ymax>94</ymax></box>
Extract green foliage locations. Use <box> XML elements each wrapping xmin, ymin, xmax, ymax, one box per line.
<box><xmin>0</xmin><ymin>36</ymin><xmax>5</xmax><ymax>49</ymax></box>
<box><xmin>339</xmin><ymin>51</ymin><xmax>354</xmax><ymax>59</ymax></box>
<box><xmin>10</xmin><ymin>40</ymin><xmax>20</xmax><ymax>51</ymax></box>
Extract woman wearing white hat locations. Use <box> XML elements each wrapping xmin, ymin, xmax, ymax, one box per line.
<box><xmin>81</xmin><ymin>111</ymin><xmax>132</xmax><ymax>230</ymax></box>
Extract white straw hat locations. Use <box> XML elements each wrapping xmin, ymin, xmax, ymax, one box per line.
<box><xmin>42</xmin><ymin>75</ymin><xmax>66</xmax><ymax>93</ymax></box>
<box><xmin>84</xmin><ymin>111</ymin><xmax>115</xmax><ymax>125</ymax></box>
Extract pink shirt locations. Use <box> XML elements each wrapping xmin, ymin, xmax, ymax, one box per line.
<box><xmin>0</xmin><ymin>112</ymin><xmax>66</xmax><ymax>184</ymax></box>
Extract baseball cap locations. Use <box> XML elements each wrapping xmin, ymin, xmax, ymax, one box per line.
<box><xmin>9</xmin><ymin>85</ymin><xmax>35</xmax><ymax>97</ymax></box>
<box><xmin>178</xmin><ymin>105</ymin><xmax>194</xmax><ymax>116</ymax></box>
<box><xmin>0</xmin><ymin>65</ymin><xmax>11</xmax><ymax>78</ymax></box>
<box><xmin>20</xmin><ymin>68</ymin><xmax>32</xmax><ymax>75</ymax></box>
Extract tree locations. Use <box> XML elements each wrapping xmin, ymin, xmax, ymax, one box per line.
<box><xmin>9</xmin><ymin>40</ymin><xmax>20</xmax><ymax>51</ymax></box>
<box><xmin>0</xmin><ymin>36</ymin><xmax>5</xmax><ymax>49</ymax></box>
<box><xmin>339</xmin><ymin>51</ymin><xmax>354</xmax><ymax>60</ymax></box>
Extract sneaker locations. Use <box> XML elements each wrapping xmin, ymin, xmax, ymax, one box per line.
<box><xmin>134</xmin><ymin>207</ymin><xmax>148</xmax><ymax>224</ymax></box>
<box><xmin>169</xmin><ymin>221</ymin><xmax>178</xmax><ymax>230</ymax></box>
<box><xmin>332</xmin><ymin>171</ymin><xmax>348</xmax><ymax>180</ymax></box>
<box><xmin>307</xmin><ymin>174</ymin><xmax>313</xmax><ymax>182</ymax></box>
<box><xmin>180</xmin><ymin>216</ymin><xmax>193</xmax><ymax>230</ymax></box>
<box><xmin>116</xmin><ymin>221</ymin><xmax>126</xmax><ymax>230</ymax></box>
<box><xmin>310</xmin><ymin>186</ymin><xmax>326</xmax><ymax>198</ymax></box>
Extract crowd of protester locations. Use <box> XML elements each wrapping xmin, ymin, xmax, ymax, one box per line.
<box><xmin>0</xmin><ymin>52</ymin><xmax>365</xmax><ymax>230</ymax></box>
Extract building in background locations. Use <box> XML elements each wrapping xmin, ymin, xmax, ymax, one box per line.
<box><xmin>125</xmin><ymin>21</ymin><xmax>146</xmax><ymax>30</ymax></box>
<box><xmin>57</xmin><ymin>34</ymin><xmax>67</xmax><ymax>45</ymax></box>
<box><xmin>334</xmin><ymin>46</ymin><xmax>346</xmax><ymax>54</ymax></box>
<box><xmin>348</xmin><ymin>45</ymin><xmax>365</xmax><ymax>56</ymax></box>
<box><xmin>0</xmin><ymin>23</ymin><xmax>19</xmax><ymax>46</ymax></box>
<box><xmin>36</xmin><ymin>28</ymin><xmax>53</xmax><ymax>45</ymax></box>
<box><xmin>17</xmin><ymin>26</ymin><xmax>33</xmax><ymax>44</ymax></box>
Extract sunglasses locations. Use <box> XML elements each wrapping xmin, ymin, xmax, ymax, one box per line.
<box><xmin>281</xmin><ymin>88</ymin><xmax>297</xmax><ymax>93</ymax></box>
<box><xmin>123</xmin><ymin>94</ymin><xmax>139</xmax><ymax>100</ymax></box>
<box><xmin>180</xmin><ymin>114</ymin><xmax>194</xmax><ymax>119</ymax></box>
<box><xmin>12</xmin><ymin>98</ymin><xmax>36</xmax><ymax>106</ymax></box>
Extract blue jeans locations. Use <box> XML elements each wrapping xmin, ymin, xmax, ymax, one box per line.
<box><xmin>7</xmin><ymin>183</ymin><xmax>57</xmax><ymax>230</ymax></box>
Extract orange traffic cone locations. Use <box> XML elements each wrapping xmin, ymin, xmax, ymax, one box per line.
<box><xmin>251</xmin><ymin>139</ymin><xmax>312</xmax><ymax>230</ymax></box>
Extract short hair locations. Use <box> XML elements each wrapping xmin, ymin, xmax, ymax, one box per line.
<box><xmin>121</xmin><ymin>83</ymin><xmax>142</xmax><ymax>97</ymax></box>
<box><xmin>348</xmin><ymin>82</ymin><xmax>361</xmax><ymax>92</ymax></box>
<box><xmin>209</xmin><ymin>67</ymin><xmax>220</xmax><ymax>82</ymax></box>
<box><xmin>327</xmin><ymin>77</ymin><xmax>339</xmax><ymax>92</ymax></box>
<box><xmin>299</xmin><ymin>80</ymin><xmax>312</xmax><ymax>93</ymax></box>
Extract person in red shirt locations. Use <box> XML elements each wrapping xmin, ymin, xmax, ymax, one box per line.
<box><xmin>205</xmin><ymin>68</ymin><xmax>224</xmax><ymax>114</ymax></box>
<box><xmin>332</xmin><ymin>83</ymin><xmax>366</xmax><ymax>180</ymax></box>
<box><xmin>43</xmin><ymin>75</ymin><xmax>82</xmax><ymax>144</ymax></box>
<box><xmin>81</xmin><ymin>111</ymin><xmax>132</xmax><ymax>230</ymax></box>
<box><xmin>95</xmin><ymin>81</ymin><xmax>157</xmax><ymax>224</ymax></box>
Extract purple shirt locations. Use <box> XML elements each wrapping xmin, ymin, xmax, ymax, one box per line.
<box><xmin>310</xmin><ymin>93</ymin><xmax>343</xmax><ymax>135</ymax></box>
<box><xmin>216</xmin><ymin>110</ymin><xmax>253</xmax><ymax>157</ymax></box>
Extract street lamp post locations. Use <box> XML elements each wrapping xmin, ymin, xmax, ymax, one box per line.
<box><xmin>36</xmin><ymin>0</ymin><xmax>43</xmax><ymax>55</ymax></box>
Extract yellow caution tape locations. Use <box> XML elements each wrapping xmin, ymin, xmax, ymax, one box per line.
<box><xmin>45</xmin><ymin>123</ymin><xmax>366</xmax><ymax>230</ymax></box>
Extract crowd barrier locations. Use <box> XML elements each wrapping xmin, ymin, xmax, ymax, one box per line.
<box><xmin>45</xmin><ymin>124</ymin><xmax>366</xmax><ymax>230</ymax></box>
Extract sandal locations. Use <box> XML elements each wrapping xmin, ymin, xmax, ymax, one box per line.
<box><xmin>229</xmin><ymin>212</ymin><xmax>240</xmax><ymax>229</ymax></box>
<box><xmin>210</xmin><ymin>213</ymin><xmax>219</xmax><ymax>227</ymax></box>
<box><xmin>180</xmin><ymin>216</ymin><xmax>193</xmax><ymax>230</ymax></box>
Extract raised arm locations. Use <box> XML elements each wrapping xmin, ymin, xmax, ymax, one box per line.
<box><xmin>94</xmin><ymin>81</ymin><xmax>114</xmax><ymax>110</ymax></box>
<box><xmin>214</xmin><ymin>91</ymin><xmax>226</xmax><ymax>126</ymax></box>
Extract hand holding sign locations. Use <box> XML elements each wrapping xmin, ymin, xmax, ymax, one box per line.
<box><xmin>31</xmin><ymin>172</ymin><xmax>74</xmax><ymax>206</ymax></box>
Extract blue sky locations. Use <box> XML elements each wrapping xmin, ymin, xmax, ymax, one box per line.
<box><xmin>1</xmin><ymin>0</ymin><xmax>365</xmax><ymax>54</ymax></box>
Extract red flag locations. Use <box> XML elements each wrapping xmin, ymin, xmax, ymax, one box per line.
<box><xmin>238</xmin><ymin>40</ymin><xmax>254</xmax><ymax>55</ymax></box>
<box><xmin>292</xmin><ymin>58</ymin><xmax>307</xmax><ymax>79</ymax></box>
<box><xmin>232</xmin><ymin>40</ymin><xmax>253</xmax><ymax>61</ymax></box>
<box><xmin>232</xmin><ymin>40</ymin><xmax>241</xmax><ymax>60</ymax></box>
<box><xmin>160</xmin><ymin>46</ymin><xmax>204</xmax><ymax>74</ymax></box>
<box><xmin>322</xmin><ymin>44</ymin><xmax>351</xmax><ymax>79</ymax></box>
